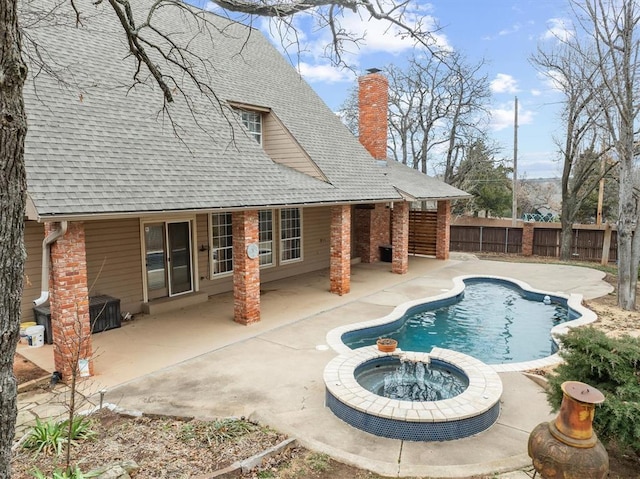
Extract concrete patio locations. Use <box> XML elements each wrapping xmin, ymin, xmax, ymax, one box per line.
<box><xmin>17</xmin><ymin>254</ymin><xmax>613</xmax><ymax>477</ymax></box>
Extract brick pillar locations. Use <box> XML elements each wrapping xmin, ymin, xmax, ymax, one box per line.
<box><xmin>391</xmin><ymin>202</ymin><xmax>409</xmax><ymax>274</ymax></box>
<box><xmin>436</xmin><ymin>200</ymin><xmax>451</xmax><ymax>260</ymax></box>
<box><xmin>48</xmin><ymin>222</ymin><xmax>93</xmax><ymax>380</ymax></box>
<box><xmin>233</xmin><ymin>211</ymin><xmax>260</xmax><ymax>325</ymax></box>
<box><xmin>330</xmin><ymin>205</ymin><xmax>351</xmax><ymax>296</ymax></box>
<box><xmin>522</xmin><ymin>222</ymin><xmax>534</xmax><ymax>256</ymax></box>
<box><xmin>358</xmin><ymin>72</ymin><xmax>388</xmax><ymax>161</ymax></box>
<box><xmin>354</xmin><ymin>204</ymin><xmax>391</xmax><ymax>263</ymax></box>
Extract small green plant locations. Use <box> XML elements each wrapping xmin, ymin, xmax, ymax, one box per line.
<box><xmin>546</xmin><ymin>327</ymin><xmax>640</xmax><ymax>452</ymax></box>
<box><xmin>178</xmin><ymin>423</ymin><xmax>196</xmax><ymax>441</ymax></box>
<box><xmin>31</xmin><ymin>465</ymin><xmax>98</xmax><ymax>479</ymax></box>
<box><xmin>23</xmin><ymin>417</ymin><xmax>95</xmax><ymax>456</ymax></box>
<box><xmin>23</xmin><ymin>418</ymin><xmax>65</xmax><ymax>456</ymax></box>
<box><xmin>177</xmin><ymin>418</ymin><xmax>257</xmax><ymax>446</ymax></box>
<box><xmin>205</xmin><ymin>418</ymin><xmax>256</xmax><ymax>445</ymax></box>
<box><xmin>64</xmin><ymin>417</ymin><xmax>95</xmax><ymax>443</ymax></box>
<box><xmin>306</xmin><ymin>452</ymin><xmax>330</xmax><ymax>472</ymax></box>
<box><xmin>256</xmin><ymin>471</ymin><xmax>276</xmax><ymax>479</ymax></box>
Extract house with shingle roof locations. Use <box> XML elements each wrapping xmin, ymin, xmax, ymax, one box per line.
<box><xmin>19</xmin><ymin>0</ymin><xmax>468</xmax><ymax>378</ymax></box>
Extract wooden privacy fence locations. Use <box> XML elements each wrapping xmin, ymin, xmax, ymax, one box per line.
<box><xmin>450</xmin><ymin>226</ymin><xmax>523</xmax><ymax>254</ymax></box>
<box><xmin>531</xmin><ymin>227</ymin><xmax>617</xmax><ymax>262</ymax></box>
<box><xmin>450</xmin><ymin>220</ymin><xmax>617</xmax><ymax>263</ymax></box>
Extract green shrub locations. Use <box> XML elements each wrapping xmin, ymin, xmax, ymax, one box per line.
<box><xmin>546</xmin><ymin>327</ymin><xmax>640</xmax><ymax>452</ymax></box>
<box><xmin>23</xmin><ymin>417</ymin><xmax>95</xmax><ymax>456</ymax></box>
<box><xmin>23</xmin><ymin>418</ymin><xmax>66</xmax><ymax>456</ymax></box>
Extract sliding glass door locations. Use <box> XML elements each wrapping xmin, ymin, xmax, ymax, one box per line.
<box><xmin>144</xmin><ymin>220</ymin><xmax>193</xmax><ymax>299</ymax></box>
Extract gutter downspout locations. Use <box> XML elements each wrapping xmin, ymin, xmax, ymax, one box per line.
<box><xmin>33</xmin><ymin>221</ymin><xmax>68</xmax><ymax>306</ymax></box>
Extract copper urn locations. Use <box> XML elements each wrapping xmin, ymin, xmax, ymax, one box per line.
<box><xmin>528</xmin><ymin>381</ymin><xmax>609</xmax><ymax>479</ymax></box>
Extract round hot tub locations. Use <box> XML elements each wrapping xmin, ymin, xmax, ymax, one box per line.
<box><xmin>324</xmin><ymin>347</ymin><xmax>502</xmax><ymax>441</ymax></box>
<box><xmin>355</xmin><ymin>356</ymin><xmax>469</xmax><ymax>402</ymax></box>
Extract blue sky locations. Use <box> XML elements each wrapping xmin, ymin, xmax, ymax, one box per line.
<box><xmin>191</xmin><ymin>1</ymin><xmax>576</xmax><ymax>179</ymax></box>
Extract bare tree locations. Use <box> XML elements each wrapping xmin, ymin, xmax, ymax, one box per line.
<box><xmin>569</xmin><ymin>0</ymin><xmax>640</xmax><ymax>310</ymax></box>
<box><xmin>339</xmin><ymin>51</ymin><xmax>491</xmax><ymax>177</ymax></box>
<box><xmin>440</xmin><ymin>55</ymin><xmax>492</xmax><ymax>184</ymax></box>
<box><xmin>0</xmin><ymin>1</ymin><xmax>445</xmax><ymax>477</ymax></box>
<box><xmin>530</xmin><ymin>40</ymin><xmax>615</xmax><ymax>261</ymax></box>
<box><xmin>387</xmin><ymin>52</ymin><xmax>491</xmax><ymax>176</ymax></box>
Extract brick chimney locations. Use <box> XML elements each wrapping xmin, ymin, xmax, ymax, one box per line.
<box><xmin>358</xmin><ymin>69</ymin><xmax>388</xmax><ymax>161</ymax></box>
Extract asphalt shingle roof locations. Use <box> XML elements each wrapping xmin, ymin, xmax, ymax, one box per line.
<box><xmin>22</xmin><ymin>0</ymin><xmax>466</xmax><ymax>218</ymax></box>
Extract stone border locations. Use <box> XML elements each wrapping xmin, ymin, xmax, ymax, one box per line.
<box><xmin>324</xmin><ymin>346</ymin><xmax>502</xmax><ymax>424</ymax></box>
<box><xmin>326</xmin><ymin>275</ymin><xmax>598</xmax><ymax>373</ymax></box>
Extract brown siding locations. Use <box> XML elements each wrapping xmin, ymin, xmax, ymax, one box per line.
<box><xmin>262</xmin><ymin>114</ymin><xmax>326</xmax><ymax>180</ymax></box>
<box><xmin>22</xmin><ymin>221</ymin><xmax>45</xmax><ymax>323</ymax></box>
<box><xmin>84</xmin><ymin>219</ymin><xmax>144</xmax><ymax>314</ymax></box>
<box><xmin>196</xmin><ymin>214</ymin><xmax>210</xmax><ymax>283</ymax></box>
<box><xmin>199</xmin><ymin>206</ymin><xmax>332</xmax><ymax>296</ymax></box>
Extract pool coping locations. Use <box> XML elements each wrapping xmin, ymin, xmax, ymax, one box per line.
<box><xmin>325</xmin><ymin>274</ymin><xmax>598</xmax><ymax>373</ymax></box>
<box><xmin>324</xmin><ymin>346</ymin><xmax>503</xmax><ymax>424</ymax></box>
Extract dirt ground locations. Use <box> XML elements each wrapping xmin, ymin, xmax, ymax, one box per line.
<box><xmin>11</xmin><ymin>268</ymin><xmax>640</xmax><ymax>479</ymax></box>
<box><xmin>13</xmin><ymin>352</ymin><xmax>49</xmax><ymax>386</ymax></box>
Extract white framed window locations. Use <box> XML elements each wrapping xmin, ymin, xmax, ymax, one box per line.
<box><xmin>238</xmin><ymin>109</ymin><xmax>262</xmax><ymax>145</ymax></box>
<box><xmin>211</xmin><ymin>213</ymin><xmax>233</xmax><ymax>275</ymax></box>
<box><xmin>259</xmin><ymin>210</ymin><xmax>274</xmax><ymax>267</ymax></box>
<box><xmin>280</xmin><ymin>208</ymin><xmax>302</xmax><ymax>263</ymax></box>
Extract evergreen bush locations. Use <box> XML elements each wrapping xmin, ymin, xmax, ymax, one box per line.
<box><xmin>546</xmin><ymin>327</ymin><xmax>640</xmax><ymax>452</ymax></box>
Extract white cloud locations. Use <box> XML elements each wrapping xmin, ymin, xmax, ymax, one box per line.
<box><xmin>531</xmin><ymin>89</ymin><xmax>542</xmax><ymax>96</ymax></box>
<box><xmin>499</xmin><ymin>23</ymin><xmax>521</xmax><ymax>36</ymax></box>
<box><xmin>490</xmin><ymin>73</ymin><xmax>519</xmax><ymax>94</ymax></box>
<box><xmin>326</xmin><ymin>3</ymin><xmax>451</xmax><ymax>58</ymax></box>
<box><xmin>519</xmin><ymin>151</ymin><xmax>562</xmax><ymax>178</ymax></box>
<box><xmin>537</xmin><ymin>69</ymin><xmax>566</xmax><ymax>92</ymax></box>
<box><xmin>542</xmin><ymin>18</ymin><xmax>574</xmax><ymax>42</ymax></box>
<box><xmin>490</xmin><ymin>102</ymin><xmax>534</xmax><ymax>131</ymax></box>
<box><xmin>298</xmin><ymin>62</ymin><xmax>354</xmax><ymax>83</ymax></box>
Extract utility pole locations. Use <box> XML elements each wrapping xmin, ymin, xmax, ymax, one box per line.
<box><xmin>596</xmin><ymin>153</ymin><xmax>605</xmax><ymax>225</ymax></box>
<box><xmin>512</xmin><ymin>96</ymin><xmax>518</xmax><ymax>227</ymax></box>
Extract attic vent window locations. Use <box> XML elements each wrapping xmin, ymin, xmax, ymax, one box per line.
<box><xmin>238</xmin><ymin>109</ymin><xmax>262</xmax><ymax>145</ymax></box>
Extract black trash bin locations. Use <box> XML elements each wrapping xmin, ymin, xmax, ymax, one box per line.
<box><xmin>379</xmin><ymin>245</ymin><xmax>393</xmax><ymax>262</ymax></box>
<box><xmin>32</xmin><ymin>295</ymin><xmax>121</xmax><ymax>344</ymax></box>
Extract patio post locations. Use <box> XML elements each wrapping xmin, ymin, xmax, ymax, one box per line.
<box><xmin>391</xmin><ymin>201</ymin><xmax>409</xmax><ymax>274</ymax></box>
<box><xmin>232</xmin><ymin>210</ymin><xmax>260</xmax><ymax>324</ymax></box>
<box><xmin>330</xmin><ymin>205</ymin><xmax>351</xmax><ymax>295</ymax></box>
<box><xmin>48</xmin><ymin>221</ymin><xmax>94</xmax><ymax>380</ymax></box>
<box><xmin>436</xmin><ymin>200</ymin><xmax>451</xmax><ymax>260</ymax></box>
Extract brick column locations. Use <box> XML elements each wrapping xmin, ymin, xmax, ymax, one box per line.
<box><xmin>354</xmin><ymin>204</ymin><xmax>391</xmax><ymax>263</ymax></box>
<box><xmin>48</xmin><ymin>222</ymin><xmax>93</xmax><ymax>380</ymax></box>
<box><xmin>330</xmin><ymin>205</ymin><xmax>351</xmax><ymax>296</ymax></box>
<box><xmin>391</xmin><ymin>202</ymin><xmax>409</xmax><ymax>274</ymax></box>
<box><xmin>233</xmin><ymin>211</ymin><xmax>260</xmax><ymax>325</ymax></box>
<box><xmin>436</xmin><ymin>200</ymin><xmax>451</xmax><ymax>260</ymax></box>
<box><xmin>522</xmin><ymin>222</ymin><xmax>534</xmax><ymax>256</ymax></box>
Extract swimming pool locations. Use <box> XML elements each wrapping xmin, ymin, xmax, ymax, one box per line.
<box><xmin>327</xmin><ymin>276</ymin><xmax>597</xmax><ymax>370</ymax></box>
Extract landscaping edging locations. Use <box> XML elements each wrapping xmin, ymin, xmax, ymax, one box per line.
<box><xmin>199</xmin><ymin>438</ymin><xmax>297</xmax><ymax>478</ymax></box>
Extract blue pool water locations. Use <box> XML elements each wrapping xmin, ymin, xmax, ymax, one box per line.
<box><xmin>343</xmin><ymin>279</ymin><xmax>571</xmax><ymax>364</ymax></box>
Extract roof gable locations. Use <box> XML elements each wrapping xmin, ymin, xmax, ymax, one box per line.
<box><xmin>21</xmin><ymin>0</ymin><xmax>462</xmax><ymax>219</ymax></box>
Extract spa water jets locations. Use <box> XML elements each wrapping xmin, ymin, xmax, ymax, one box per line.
<box><xmin>381</xmin><ymin>359</ymin><xmax>467</xmax><ymax>401</ymax></box>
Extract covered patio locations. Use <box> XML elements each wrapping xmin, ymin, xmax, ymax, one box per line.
<box><xmin>17</xmin><ymin>254</ymin><xmax>612</xmax><ymax>390</ymax></box>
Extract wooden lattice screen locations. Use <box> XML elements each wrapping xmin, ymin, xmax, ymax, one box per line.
<box><xmin>408</xmin><ymin>210</ymin><xmax>437</xmax><ymax>256</ymax></box>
